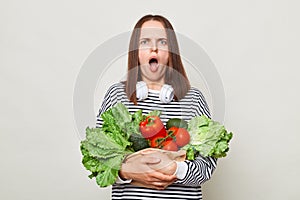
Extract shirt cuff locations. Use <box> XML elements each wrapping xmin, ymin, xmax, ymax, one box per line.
<box><xmin>115</xmin><ymin>175</ymin><xmax>132</xmax><ymax>184</ymax></box>
<box><xmin>174</xmin><ymin>161</ymin><xmax>188</xmax><ymax>180</ymax></box>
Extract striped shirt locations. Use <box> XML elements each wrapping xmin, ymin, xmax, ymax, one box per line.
<box><xmin>96</xmin><ymin>82</ymin><xmax>217</xmax><ymax>200</ymax></box>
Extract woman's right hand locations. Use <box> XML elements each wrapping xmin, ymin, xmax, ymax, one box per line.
<box><xmin>119</xmin><ymin>149</ymin><xmax>177</xmax><ymax>190</ymax></box>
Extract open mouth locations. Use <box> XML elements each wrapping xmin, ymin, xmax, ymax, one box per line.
<box><xmin>149</xmin><ymin>58</ymin><xmax>159</xmax><ymax>72</ymax></box>
<box><xmin>149</xmin><ymin>58</ymin><xmax>158</xmax><ymax>65</ymax></box>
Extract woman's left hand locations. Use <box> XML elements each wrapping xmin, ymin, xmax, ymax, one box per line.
<box><xmin>130</xmin><ymin>148</ymin><xmax>178</xmax><ymax>190</ymax></box>
<box><xmin>121</xmin><ymin>149</ymin><xmax>177</xmax><ymax>190</ymax></box>
<box><xmin>140</xmin><ymin>149</ymin><xmax>178</xmax><ymax>175</ymax></box>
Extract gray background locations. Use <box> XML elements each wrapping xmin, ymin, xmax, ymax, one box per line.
<box><xmin>1</xmin><ymin>0</ymin><xmax>299</xmax><ymax>200</ymax></box>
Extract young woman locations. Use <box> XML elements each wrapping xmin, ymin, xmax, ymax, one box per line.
<box><xmin>96</xmin><ymin>14</ymin><xmax>217</xmax><ymax>200</ymax></box>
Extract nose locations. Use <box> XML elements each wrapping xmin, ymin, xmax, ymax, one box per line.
<box><xmin>151</xmin><ymin>41</ymin><xmax>158</xmax><ymax>52</ymax></box>
<box><xmin>151</xmin><ymin>45</ymin><xmax>157</xmax><ymax>52</ymax></box>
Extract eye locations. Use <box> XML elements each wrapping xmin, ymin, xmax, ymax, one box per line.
<box><xmin>140</xmin><ymin>39</ymin><xmax>148</xmax><ymax>45</ymax></box>
<box><xmin>159</xmin><ymin>39</ymin><xmax>167</xmax><ymax>45</ymax></box>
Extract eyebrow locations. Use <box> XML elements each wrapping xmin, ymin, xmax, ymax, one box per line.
<box><xmin>139</xmin><ymin>37</ymin><xmax>167</xmax><ymax>40</ymax></box>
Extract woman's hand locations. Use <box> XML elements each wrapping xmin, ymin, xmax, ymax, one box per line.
<box><xmin>140</xmin><ymin>149</ymin><xmax>178</xmax><ymax>175</ymax></box>
<box><xmin>119</xmin><ymin>149</ymin><xmax>177</xmax><ymax>190</ymax></box>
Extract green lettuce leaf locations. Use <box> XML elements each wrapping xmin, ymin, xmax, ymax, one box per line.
<box><xmin>123</xmin><ymin>109</ymin><xmax>143</xmax><ymax>135</ymax></box>
<box><xmin>101</xmin><ymin>106</ymin><xmax>131</xmax><ymax>147</ymax></box>
<box><xmin>183</xmin><ymin>115</ymin><xmax>233</xmax><ymax>159</ymax></box>
<box><xmin>80</xmin><ymin>103</ymin><xmax>143</xmax><ymax>187</ymax></box>
<box><xmin>111</xmin><ymin>103</ymin><xmax>132</xmax><ymax>132</ymax></box>
<box><xmin>80</xmin><ymin>127</ymin><xmax>133</xmax><ymax>187</ymax></box>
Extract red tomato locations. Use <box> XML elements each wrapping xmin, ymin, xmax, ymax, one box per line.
<box><xmin>161</xmin><ymin>140</ymin><xmax>178</xmax><ymax>151</ymax></box>
<box><xmin>168</xmin><ymin>126</ymin><xmax>178</xmax><ymax>136</ymax></box>
<box><xmin>150</xmin><ymin>136</ymin><xmax>165</xmax><ymax>148</ymax></box>
<box><xmin>174</xmin><ymin>128</ymin><xmax>190</xmax><ymax>147</ymax></box>
<box><xmin>140</xmin><ymin>116</ymin><xmax>167</xmax><ymax>139</ymax></box>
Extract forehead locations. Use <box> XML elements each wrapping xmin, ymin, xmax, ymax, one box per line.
<box><xmin>140</xmin><ymin>20</ymin><xmax>167</xmax><ymax>38</ymax></box>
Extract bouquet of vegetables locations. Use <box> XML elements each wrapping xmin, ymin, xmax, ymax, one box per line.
<box><xmin>80</xmin><ymin>102</ymin><xmax>233</xmax><ymax>187</ymax></box>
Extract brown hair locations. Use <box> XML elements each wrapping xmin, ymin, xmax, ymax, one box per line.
<box><xmin>125</xmin><ymin>14</ymin><xmax>190</xmax><ymax>104</ymax></box>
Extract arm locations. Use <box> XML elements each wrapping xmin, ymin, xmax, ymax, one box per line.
<box><xmin>141</xmin><ymin>149</ymin><xmax>217</xmax><ymax>186</ymax></box>
<box><xmin>173</xmin><ymin>88</ymin><xmax>217</xmax><ymax>185</ymax></box>
<box><xmin>173</xmin><ymin>89</ymin><xmax>217</xmax><ymax>185</ymax></box>
<box><xmin>160</xmin><ymin>88</ymin><xmax>217</xmax><ymax>186</ymax></box>
<box><xmin>175</xmin><ymin>156</ymin><xmax>217</xmax><ymax>185</ymax></box>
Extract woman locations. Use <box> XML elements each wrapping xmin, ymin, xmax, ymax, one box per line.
<box><xmin>96</xmin><ymin>14</ymin><xmax>217</xmax><ymax>200</ymax></box>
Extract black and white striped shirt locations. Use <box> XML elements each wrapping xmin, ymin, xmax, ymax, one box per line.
<box><xmin>96</xmin><ymin>82</ymin><xmax>217</xmax><ymax>200</ymax></box>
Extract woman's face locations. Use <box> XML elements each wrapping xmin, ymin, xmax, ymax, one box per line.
<box><xmin>138</xmin><ymin>20</ymin><xmax>169</xmax><ymax>89</ymax></box>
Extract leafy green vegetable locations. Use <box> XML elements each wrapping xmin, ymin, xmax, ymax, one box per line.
<box><xmin>80</xmin><ymin>102</ymin><xmax>143</xmax><ymax>187</ymax></box>
<box><xmin>182</xmin><ymin>115</ymin><xmax>233</xmax><ymax>160</ymax></box>
<box><xmin>101</xmin><ymin>104</ymin><xmax>132</xmax><ymax>147</ymax></box>
<box><xmin>80</xmin><ymin>102</ymin><xmax>233</xmax><ymax>188</ymax></box>
<box><xmin>123</xmin><ymin>109</ymin><xmax>144</xmax><ymax>136</ymax></box>
<box><xmin>80</xmin><ymin>127</ymin><xmax>132</xmax><ymax>187</ymax></box>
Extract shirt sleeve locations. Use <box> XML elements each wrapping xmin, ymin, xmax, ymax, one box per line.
<box><xmin>175</xmin><ymin>156</ymin><xmax>217</xmax><ymax>185</ymax></box>
<box><xmin>115</xmin><ymin>175</ymin><xmax>132</xmax><ymax>184</ymax></box>
<box><xmin>193</xmin><ymin>88</ymin><xmax>211</xmax><ymax>118</ymax></box>
<box><xmin>174</xmin><ymin>161</ymin><xmax>188</xmax><ymax>179</ymax></box>
<box><xmin>95</xmin><ymin>85</ymin><xmax>114</xmax><ymax>128</ymax></box>
<box><xmin>175</xmin><ymin>88</ymin><xmax>217</xmax><ymax>185</ymax></box>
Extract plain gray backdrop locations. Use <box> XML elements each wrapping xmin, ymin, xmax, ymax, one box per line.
<box><xmin>1</xmin><ymin>0</ymin><xmax>299</xmax><ymax>200</ymax></box>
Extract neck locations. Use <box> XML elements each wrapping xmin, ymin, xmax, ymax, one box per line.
<box><xmin>141</xmin><ymin>77</ymin><xmax>165</xmax><ymax>90</ymax></box>
<box><xmin>147</xmin><ymin>82</ymin><xmax>162</xmax><ymax>90</ymax></box>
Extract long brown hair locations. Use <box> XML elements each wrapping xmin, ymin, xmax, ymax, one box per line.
<box><xmin>126</xmin><ymin>14</ymin><xmax>190</xmax><ymax>104</ymax></box>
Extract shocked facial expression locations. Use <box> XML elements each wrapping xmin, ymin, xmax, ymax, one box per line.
<box><xmin>138</xmin><ymin>20</ymin><xmax>169</xmax><ymax>89</ymax></box>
